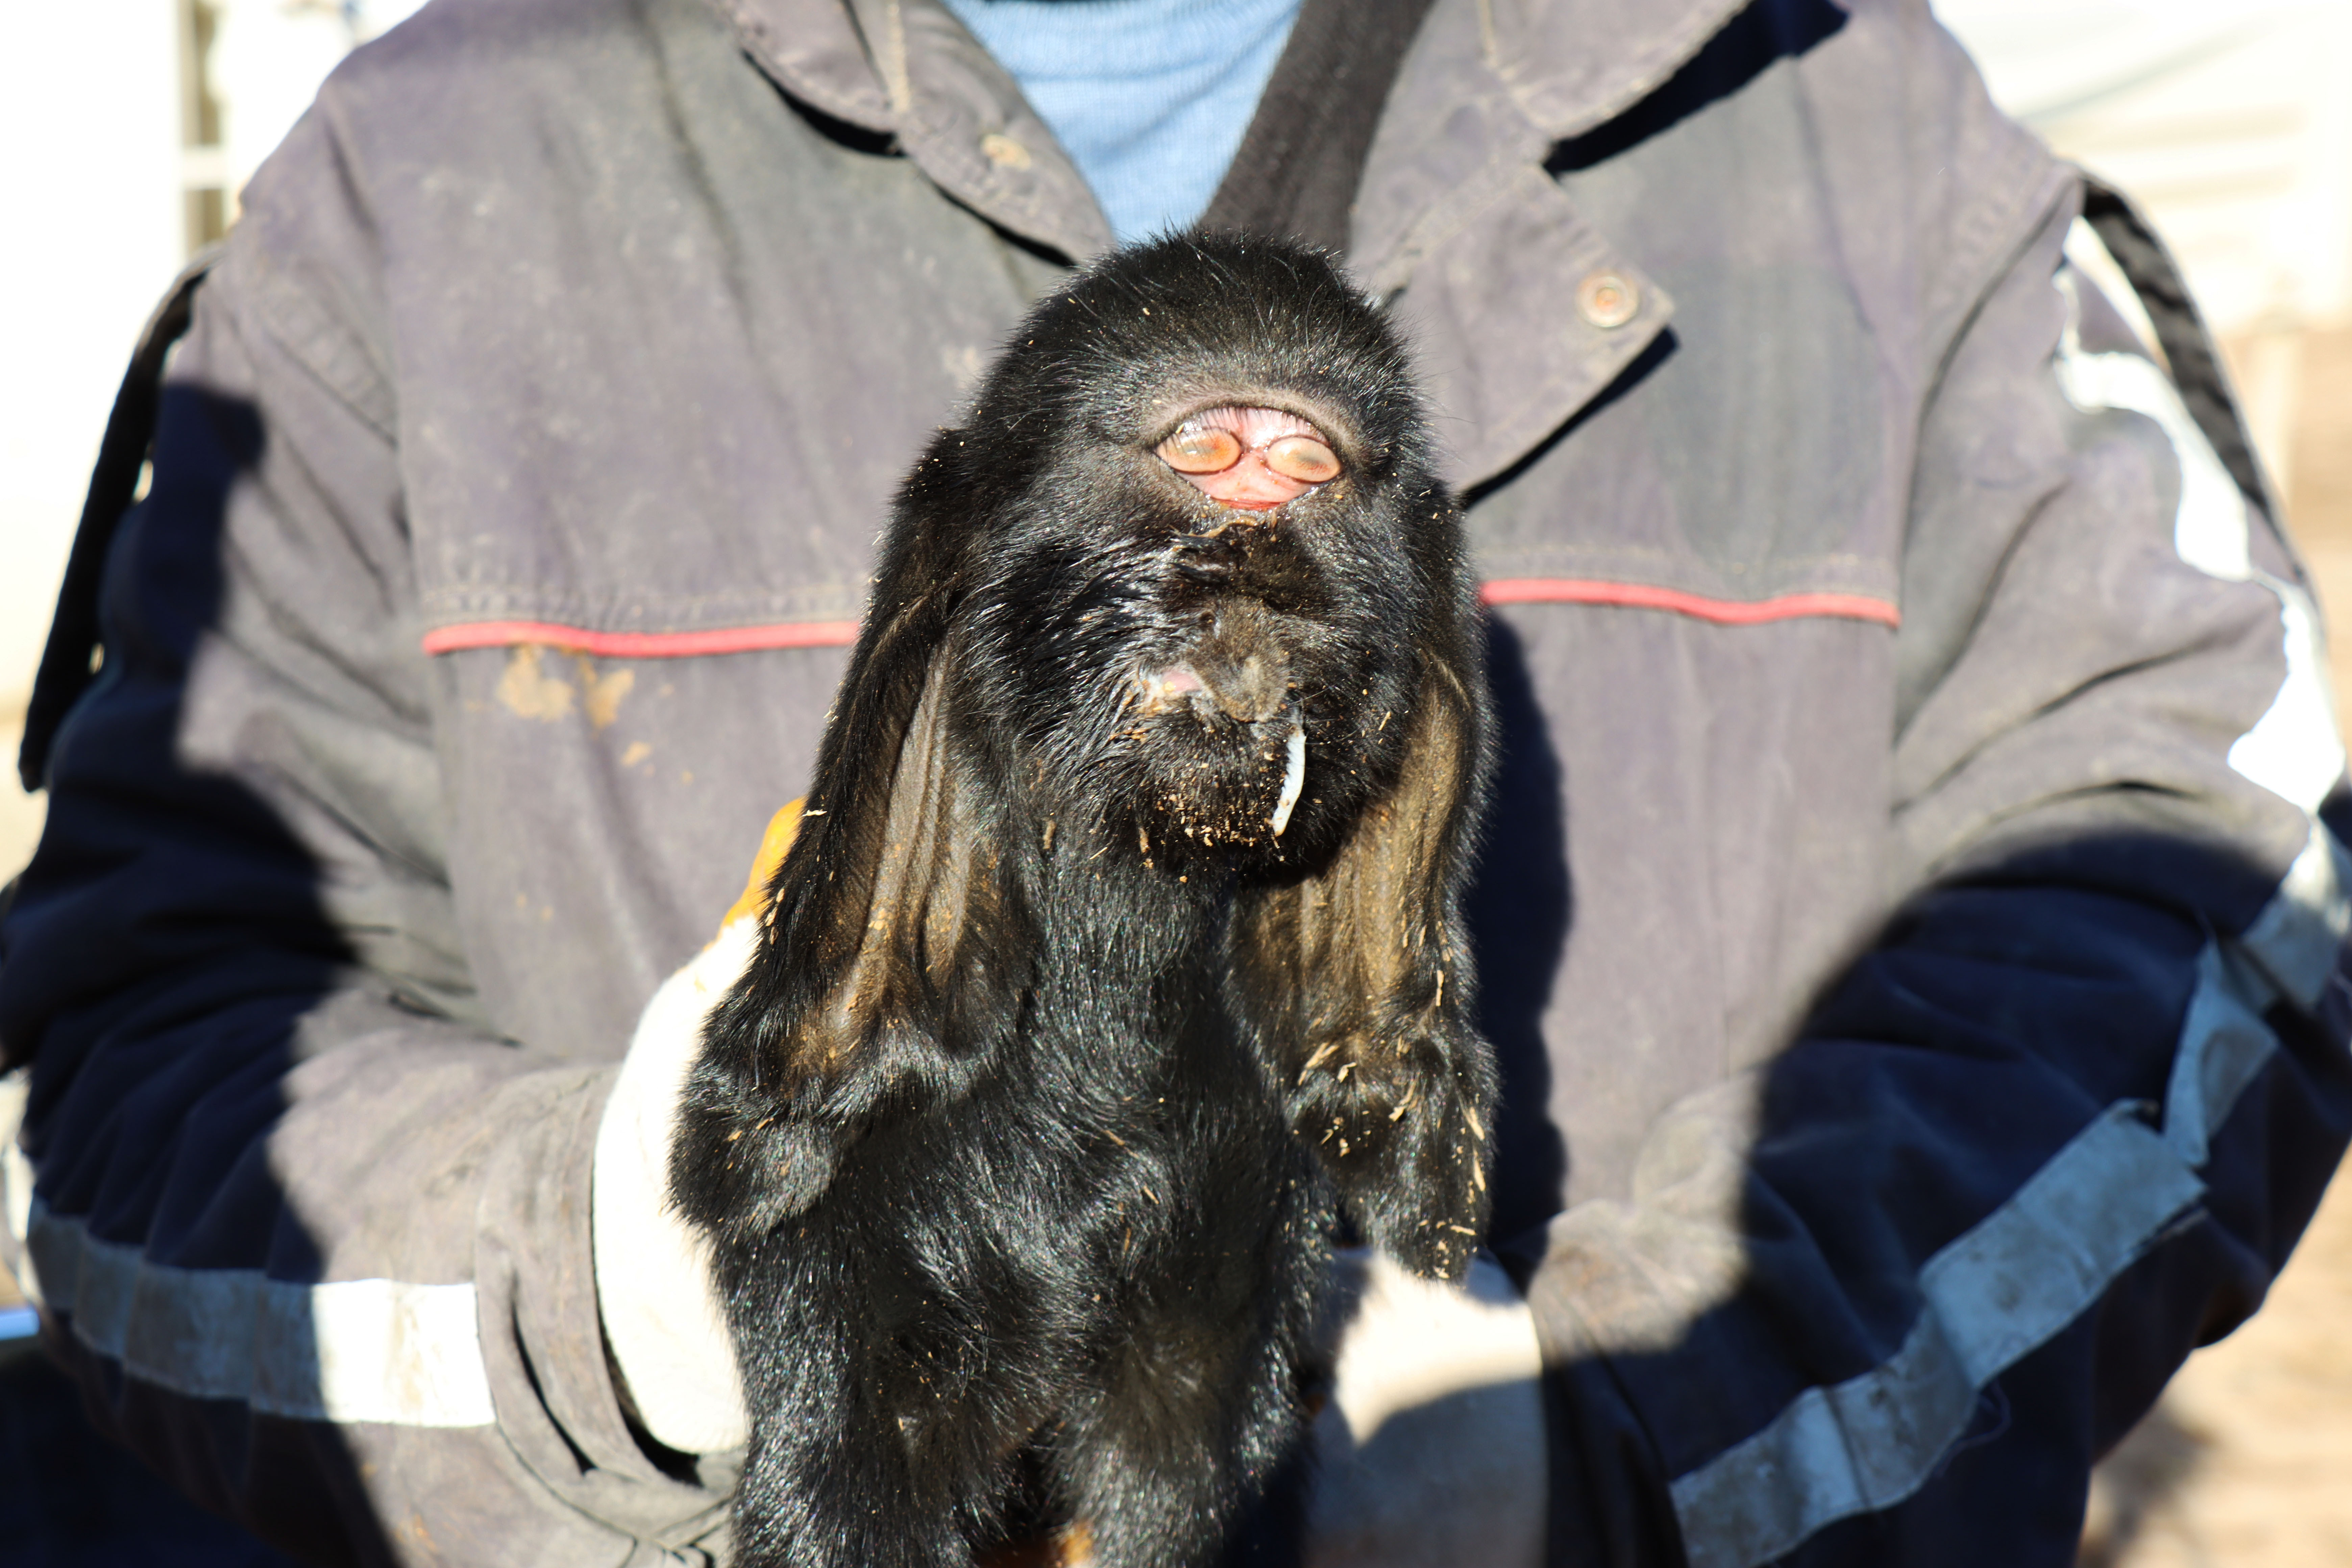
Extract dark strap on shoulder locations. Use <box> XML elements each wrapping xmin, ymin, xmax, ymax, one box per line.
<box><xmin>2077</xmin><ymin>174</ymin><xmax>2277</xmax><ymax>524</ymax></box>
<box><xmin>18</xmin><ymin>249</ymin><xmax>220</xmax><ymax>792</ymax></box>
<box><xmin>1198</xmin><ymin>0</ymin><xmax>1438</xmax><ymax>256</ymax></box>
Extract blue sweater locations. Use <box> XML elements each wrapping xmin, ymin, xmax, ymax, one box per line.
<box><xmin>939</xmin><ymin>0</ymin><xmax>1302</xmax><ymax>243</ymax></box>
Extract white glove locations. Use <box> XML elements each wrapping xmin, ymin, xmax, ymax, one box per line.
<box><xmin>591</xmin><ymin>911</ymin><xmax>756</xmax><ymax>1453</ymax></box>
<box><xmin>1306</xmin><ymin>1250</ymin><xmax>1549</xmax><ymax>1568</ymax></box>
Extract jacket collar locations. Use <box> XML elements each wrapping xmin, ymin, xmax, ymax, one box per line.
<box><xmin>707</xmin><ymin>0</ymin><xmax>1749</xmax><ymax>137</ymax></box>
<box><xmin>707</xmin><ymin>0</ymin><xmax>1116</xmax><ymax>262</ymax></box>
<box><xmin>703</xmin><ymin>0</ymin><xmax>1750</xmax><ymax>263</ymax></box>
<box><xmin>708</xmin><ymin>0</ymin><xmax>1747</xmax><ymax>489</ymax></box>
<box><xmin>1479</xmin><ymin>0</ymin><xmax>1750</xmax><ymax>139</ymax></box>
<box><xmin>705</xmin><ymin>0</ymin><xmax>893</xmax><ymax>132</ymax></box>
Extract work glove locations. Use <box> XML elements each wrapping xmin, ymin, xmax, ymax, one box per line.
<box><xmin>589</xmin><ymin>804</ymin><xmax>1548</xmax><ymax>1564</ymax></box>
<box><xmin>589</xmin><ymin>802</ymin><xmax>802</xmax><ymax>1454</ymax></box>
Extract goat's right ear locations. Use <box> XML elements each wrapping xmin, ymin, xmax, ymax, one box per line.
<box><xmin>671</xmin><ymin>488</ymin><xmax>1028</xmax><ymax>1248</ymax></box>
<box><xmin>1228</xmin><ymin>651</ymin><xmax>1497</xmax><ymax>1281</ymax></box>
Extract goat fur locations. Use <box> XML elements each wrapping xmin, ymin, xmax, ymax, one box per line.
<box><xmin>672</xmin><ymin>234</ymin><xmax>1498</xmax><ymax>1568</ymax></box>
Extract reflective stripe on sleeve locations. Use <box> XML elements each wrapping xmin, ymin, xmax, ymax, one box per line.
<box><xmin>19</xmin><ymin>1195</ymin><xmax>496</xmax><ymax>1429</ymax></box>
<box><xmin>1672</xmin><ymin>825</ymin><xmax>2346</xmax><ymax>1567</ymax></box>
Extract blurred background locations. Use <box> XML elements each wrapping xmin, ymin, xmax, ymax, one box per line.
<box><xmin>2</xmin><ymin>1</ymin><xmax>2350</xmax><ymax>1562</ymax></box>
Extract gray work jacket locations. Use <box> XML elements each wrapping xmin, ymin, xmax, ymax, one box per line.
<box><xmin>4</xmin><ymin>0</ymin><xmax>2348</xmax><ymax>1563</ymax></box>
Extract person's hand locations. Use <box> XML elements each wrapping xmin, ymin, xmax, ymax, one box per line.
<box><xmin>1306</xmin><ymin>1250</ymin><xmax>1549</xmax><ymax>1568</ymax></box>
<box><xmin>590</xmin><ymin>804</ymin><xmax>808</xmax><ymax>1453</ymax></box>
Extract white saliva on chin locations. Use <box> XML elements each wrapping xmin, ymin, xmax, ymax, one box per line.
<box><xmin>1271</xmin><ymin>714</ymin><xmax>1306</xmax><ymax>837</ymax></box>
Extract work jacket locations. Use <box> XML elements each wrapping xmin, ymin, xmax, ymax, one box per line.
<box><xmin>3</xmin><ymin>0</ymin><xmax>2347</xmax><ymax>1563</ymax></box>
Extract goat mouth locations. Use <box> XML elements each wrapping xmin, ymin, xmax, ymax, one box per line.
<box><xmin>1126</xmin><ymin>669</ymin><xmax>1308</xmax><ymax>841</ymax></box>
<box><xmin>1140</xmin><ymin>664</ymin><xmax>1205</xmax><ymax>708</ymax></box>
<box><xmin>1133</xmin><ymin>657</ymin><xmax>1288</xmax><ymax>724</ymax></box>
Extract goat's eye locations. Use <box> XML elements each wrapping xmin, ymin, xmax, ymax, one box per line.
<box><xmin>1265</xmin><ymin>434</ymin><xmax>1340</xmax><ymax>484</ymax></box>
<box><xmin>1159</xmin><ymin>425</ymin><xmax>1243</xmax><ymax>474</ymax></box>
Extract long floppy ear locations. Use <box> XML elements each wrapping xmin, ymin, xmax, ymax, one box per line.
<box><xmin>1229</xmin><ymin>654</ymin><xmax>1498</xmax><ymax>1281</ymax></box>
<box><xmin>671</xmin><ymin>549</ymin><xmax>1029</xmax><ymax>1250</ymax></box>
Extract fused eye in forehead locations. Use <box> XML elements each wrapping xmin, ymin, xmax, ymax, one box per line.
<box><xmin>1154</xmin><ymin>406</ymin><xmax>1343</xmax><ymax>510</ymax></box>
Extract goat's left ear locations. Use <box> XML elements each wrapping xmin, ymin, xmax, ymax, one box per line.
<box><xmin>672</xmin><ymin>452</ymin><xmax>1031</xmax><ymax>1250</ymax></box>
<box><xmin>1229</xmin><ymin>654</ymin><xmax>1498</xmax><ymax>1281</ymax></box>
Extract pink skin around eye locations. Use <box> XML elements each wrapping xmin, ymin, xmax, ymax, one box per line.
<box><xmin>1156</xmin><ymin>406</ymin><xmax>1340</xmax><ymax>510</ymax></box>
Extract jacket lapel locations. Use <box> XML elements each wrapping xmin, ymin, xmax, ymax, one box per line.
<box><xmin>1356</xmin><ymin>0</ymin><xmax>1744</xmax><ymax>491</ymax></box>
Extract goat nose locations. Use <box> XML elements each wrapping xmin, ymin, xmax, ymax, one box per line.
<box><xmin>1204</xmin><ymin>653</ymin><xmax>1285</xmax><ymax>725</ymax></box>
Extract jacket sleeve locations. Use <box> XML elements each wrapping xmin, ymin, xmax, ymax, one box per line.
<box><xmin>1516</xmin><ymin>188</ymin><xmax>2352</xmax><ymax>1567</ymax></box>
<box><xmin>0</xmin><ymin>129</ymin><xmax>731</xmax><ymax>1568</ymax></box>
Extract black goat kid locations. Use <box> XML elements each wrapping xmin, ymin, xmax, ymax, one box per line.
<box><xmin>672</xmin><ymin>235</ymin><xmax>1498</xmax><ymax>1568</ymax></box>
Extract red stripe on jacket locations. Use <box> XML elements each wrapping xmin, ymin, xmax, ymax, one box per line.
<box><xmin>1478</xmin><ymin>579</ymin><xmax>1900</xmax><ymax>627</ymax></box>
<box><xmin>418</xmin><ymin>584</ymin><xmax>1897</xmax><ymax>657</ymax></box>
<box><xmin>418</xmin><ymin>619</ymin><xmax>862</xmax><ymax>657</ymax></box>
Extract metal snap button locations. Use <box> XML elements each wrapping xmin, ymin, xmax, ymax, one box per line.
<box><xmin>1576</xmin><ymin>270</ymin><xmax>1639</xmax><ymax>329</ymax></box>
<box><xmin>980</xmin><ymin>133</ymin><xmax>1033</xmax><ymax>172</ymax></box>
